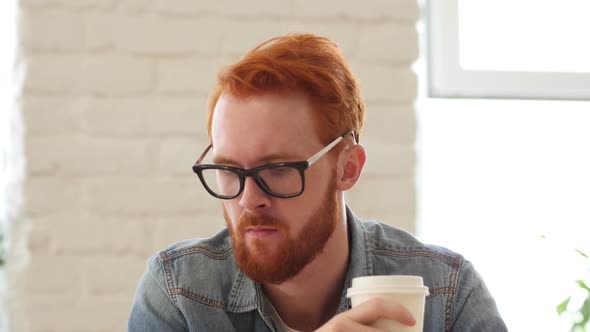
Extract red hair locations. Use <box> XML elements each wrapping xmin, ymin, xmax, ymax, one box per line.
<box><xmin>207</xmin><ymin>33</ymin><xmax>365</xmax><ymax>144</ymax></box>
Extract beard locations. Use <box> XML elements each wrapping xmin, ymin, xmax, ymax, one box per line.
<box><xmin>225</xmin><ymin>180</ymin><xmax>338</xmax><ymax>285</ymax></box>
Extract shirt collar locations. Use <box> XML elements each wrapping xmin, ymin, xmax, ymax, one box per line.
<box><xmin>336</xmin><ymin>206</ymin><xmax>372</xmax><ymax>313</ymax></box>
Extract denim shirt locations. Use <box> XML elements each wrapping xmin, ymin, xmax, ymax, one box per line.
<box><xmin>128</xmin><ymin>208</ymin><xmax>507</xmax><ymax>331</ymax></box>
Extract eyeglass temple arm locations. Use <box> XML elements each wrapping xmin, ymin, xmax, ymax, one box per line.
<box><xmin>195</xmin><ymin>144</ymin><xmax>213</xmax><ymax>165</ymax></box>
<box><xmin>196</xmin><ymin>131</ymin><xmax>356</xmax><ymax>166</ymax></box>
<box><xmin>307</xmin><ymin>131</ymin><xmax>356</xmax><ymax>166</ymax></box>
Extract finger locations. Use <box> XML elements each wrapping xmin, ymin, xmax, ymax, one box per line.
<box><xmin>343</xmin><ymin>319</ymin><xmax>390</xmax><ymax>332</ymax></box>
<box><xmin>345</xmin><ymin>298</ymin><xmax>416</xmax><ymax>326</ymax></box>
<box><xmin>318</xmin><ymin>316</ymin><xmax>390</xmax><ymax>332</ymax></box>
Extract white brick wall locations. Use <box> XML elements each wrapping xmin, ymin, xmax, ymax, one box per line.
<box><xmin>9</xmin><ymin>1</ymin><xmax>420</xmax><ymax>330</ymax></box>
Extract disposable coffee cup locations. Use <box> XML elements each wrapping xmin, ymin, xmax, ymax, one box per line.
<box><xmin>346</xmin><ymin>275</ymin><xmax>429</xmax><ymax>332</ymax></box>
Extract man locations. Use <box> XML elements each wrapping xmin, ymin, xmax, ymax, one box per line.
<box><xmin>128</xmin><ymin>33</ymin><xmax>506</xmax><ymax>331</ymax></box>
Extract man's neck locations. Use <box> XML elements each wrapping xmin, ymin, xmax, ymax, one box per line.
<box><xmin>262</xmin><ymin>207</ymin><xmax>350</xmax><ymax>331</ymax></box>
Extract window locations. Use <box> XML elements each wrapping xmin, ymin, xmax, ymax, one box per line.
<box><xmin>427</xmin><ymin>0</ymin><xmax>590</xmax><ymax>99</ymax></box>
<box><xmin>419</xmin><ymin>1</ymin><xmax>590</xmax><ymax>330</ymax></box>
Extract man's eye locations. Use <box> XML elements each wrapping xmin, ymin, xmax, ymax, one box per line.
<box><xmin>262</xmin><ymin>167</ymin><xmax>298</xmax><ymax>179</ymax></box>
<box><xmin>269</xmin><ymin>168</ymin><xmax>290</xmax><ymax>176</ymax></box>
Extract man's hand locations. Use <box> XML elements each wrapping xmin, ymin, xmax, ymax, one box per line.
<box><xmin>316</xmin><ymin>298</ymin><xmax>416</xmax><ymax>331</ymax></box>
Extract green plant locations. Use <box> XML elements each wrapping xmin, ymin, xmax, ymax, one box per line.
<box><xmin>557</xmin><ymin>249</ymin><xmax>590</xmax><ymax>332</ymax></box>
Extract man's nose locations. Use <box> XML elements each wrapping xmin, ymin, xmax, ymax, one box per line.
<box><xmin>239</xmin><ymin>177</ymin><xmax>271</xmax><ymax>212</ymax></box>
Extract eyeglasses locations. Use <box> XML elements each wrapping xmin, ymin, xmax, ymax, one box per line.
<box><xmin>192</xmin><ymin>131</ymin><xmax>355</xmax><ymax>199</ymax></box>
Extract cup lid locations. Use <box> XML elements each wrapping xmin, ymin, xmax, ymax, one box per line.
<box><xmin>351</xmin><ymin>275</ymin><xmax>425</xmax><ymax>288</ymax></box>
<box><xmin>346</xmin><ymin>285</ymin><xmax>430</xmax><ymax>297</ymax></box>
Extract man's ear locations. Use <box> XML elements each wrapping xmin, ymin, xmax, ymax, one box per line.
<box><xmin>336</xmin><ymin>144</ymin><xmax>366</xmax><ymax>191</ymax></box>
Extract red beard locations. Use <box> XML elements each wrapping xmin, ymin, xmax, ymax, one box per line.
<box><xmin>226</xmin><ymin>181</ymin><xmax>338</xmax><ymax>284</ymax></box>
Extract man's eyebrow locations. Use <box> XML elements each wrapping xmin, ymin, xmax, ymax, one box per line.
<box><xmin>212</xmin><ymin>155</ymin><xmax>238</xmax><ymax>165</ymax></box>
<box><xmin>212</xmin><ymin>153</ymin><xmax>301</xmax><ymax>165</ymax></box>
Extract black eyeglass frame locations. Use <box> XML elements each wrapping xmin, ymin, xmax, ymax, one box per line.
<box><xmin>192</xmin><ymin>130</ymin><xmax>355</xmax><ymax>199</ymax></box>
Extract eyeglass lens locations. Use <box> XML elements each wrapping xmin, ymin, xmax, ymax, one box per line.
<box><xmin>200</xmin><ymin>166</ymin><xmax>303</xmax><ymax>197</ymax></box>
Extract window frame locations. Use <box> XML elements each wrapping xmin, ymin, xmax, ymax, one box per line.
<box><xmin>426</xmin><ymin>0</ymin><xmax>590</xmax><ymax>100</ymax></box>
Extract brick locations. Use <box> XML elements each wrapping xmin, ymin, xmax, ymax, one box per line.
<box><xmin>358</xmin><ymin>23</ymin><xmax>418</xmax><ymax>63</ymax></box>
<box><xmin>293</xmin><ymin>0</ymin><xmax>420</xmax><ymax>21</ymax></box>
<box><xmin>86</xmin><ymin>13</ymin><xmax>223</xmax><ymax>55</ymax></box>
<box><xmin>84</xmin><ymin>12</ymin><xmax>116</xmax><ymax>50</ymax></box>
<box><xmin>157</xmin><ymin>57</ymin><xmax>223</xmax><ymax>94</ymax></box>
<box><xmin>5</xmin><ymin>298</ymin><xmax>28</xmax><ymax>332</ymax></box>
<box><xmin>20</xmin><ymin>9</ymin><xmax>85</xmax><ymax>51</ymax></box>
<box><xmin>9</xmin><ymin>312</ymin><xmax>26</xmax><ymax>332</ymax></box>
<box><xmin>81</xmin><ymin>55</ymin><xmax>154</xmax><ymax>94</ymax></box>
<box><xmin>22</xmin><ymin>96</ymin><xmax>89</xmax><ymax>134</ymax></box>
<box><xmin>26</xmin><ymin>135</ymin><xmax>158</xmax><ymax>175</ymax></box>
<box><xmin>20</xmin><ymin>0</ymin><xmax>117</xmax><ymax>10</ymax></box>
<box><xmin>153</xmin><ymin>0</ymin><xmax>220</xmax><ymax>15</ymax></box>
<box><xmin>159</xmin><ymin>137</ymin><xmax>208</xmax><ymax>175</ymax></box>
<box><xmin>155</xmin><ymin>0</ymin><xmax>291</xmax><ymax>17</ymax></box>
<box><xmin>84</xmin><ymin>256</ymin><xmax>146</xmax><ymax>295</ymax></box>
<box><xmin>154</xmin><ymin>213</ymin><xmax>226</xmax><ymax>249</ymax></box>
<box><xmin>86</xmin><ymin>176</ymin><xmax>217</xmax><ymax>215</ymax></box>
<box><xmin>24</xmin><ymin>55</ymin><xmax>80</xmax><ymax>93</ymax></box>
<box><xmin>220</xmin><ymin>0</ymin><xmax>292</xmax><ymax>17</ymax></box>
<box><xmin>117</xmin><ymin>0</ymin><xmax>153</xmax><ymax>13</ymax></box>
<box><xmin>362</xmin><ymin>104</ymin><xmax>415</xmax><ymax>144</ymax></box>
<box><xmin>361</xmin><ymin>142</ymin><xmax>415</xmax><ymax>176</ymax></box>
<box><xmin>346</xmin><ymin>176</ymin><xmax>415</xmax><ymax>214</ymax></box>
<box><xmin>84</xmin><ymin>96</ymin><xmax>209</xmax><ymax>137</ymax></box>
<box><xmin>284</xmin><ymin>21</ymin><xmax>360</xmax><ymax>57</ymax></box>
<box><xmin>85</xmin><ymin>216</ymin><xmax>155</xmax><ymax>257</ymax></box>
<box><xmin>27</xmin><ymin>216</ymin><xmax>53</xmax><ymax>252</ymax></box>
<box><xmin>24</xmin><ymin>54</ymin><xmax>153</xmax><ymax>95</ymax></box>
<box><xmin>33</xmin><ymin>215</ymin><xmax>154</xmax><ymax>256</ymax></box>
<box><xmin>220</xmin><ymin>20</ymin><xmax>291</xmax><ymax>57</ymax></box>
<box><xmin>24</xmin><ymin>254</ymin><xmax>83</xmax><ymax>293</ymax></box>
<box><xmin>352</xmin><ymin>63</ymin><xmax>417</xmax><ymax>103</ymax></box>
<box><xmin>25</xmin><ymin>294</ymin><xmax>131</xmax><ymax>332</ymax></box>
<box><xmin>24</xmin><ymin>176</ymin><xmax>83</xmax><ymax>215</ymax></box>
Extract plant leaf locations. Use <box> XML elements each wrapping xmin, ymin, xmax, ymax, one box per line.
<box><xmin>577</xmin><ymin>280</ymin><xmax>590</xmax><ymax>292</ymax></box>
<box><xmin>575</xmin><ymin>249</ymin><xmax>589</xmax><ymax>260</ymax></box>
<box><xmin>557</xmin><ymin>296</ymin><xmax>571</xmax><ymax>315</ymax></box>
<box><xmin>579</xmin><ymin>297</ymin><xmax>590</xmax><ymax>327</ymax></box>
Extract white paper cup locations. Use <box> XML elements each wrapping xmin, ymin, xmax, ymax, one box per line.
<box><xmin>346</xmin><ymin>276</ymin><xmax>429</xmax><ymax>332</ymax></box>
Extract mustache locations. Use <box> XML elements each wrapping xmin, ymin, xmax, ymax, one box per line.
<box><xmin>239</xmin><ymin>213</ymin><xmax>284</xmax><ymax>229</ymax></box>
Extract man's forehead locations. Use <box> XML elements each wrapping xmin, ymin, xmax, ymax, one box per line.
<box><xmin>211</xmin><ymin>93</ymin><xmax>315</xmax><ymax>138</ymax></box>
<box><xmin>209</xmin><ymin>93</ymin><xmax>321</xmax><ymax>166</ymax></box>
<box><xmin>213</xmin><ymin>92</ymin><xmax>312</xmax><ymax>117</ymax></box>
